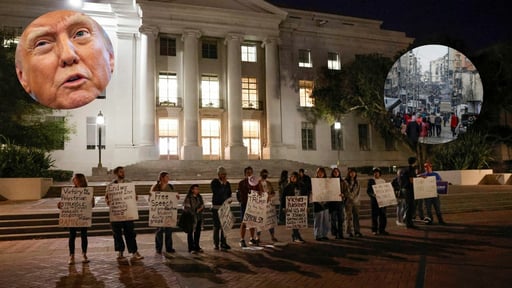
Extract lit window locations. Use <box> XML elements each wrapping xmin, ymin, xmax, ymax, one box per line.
<box><xmin>242</xmin><ymin>77</ymin><xmax>259</xmax><ymax>109</ymax></box>
<box><xmin>301</xmin><ymin>122</ymin><xmax>316</xmax><ymax>150</ymax></box>
<box><xmin>201</xmin><ymin>75</ymin><xmax>220</xmax><ymax>108</ymax></box>
<box><xmin>241</xmin><ymin>44</ymin><xmax>257</xmax><ymax>62</ymax></box>
<box><xmin>299</xmin><ymin>80</ymin><xmax>314</xmax><ymax>107</ymax></box>
<box><xmin>328</xmin><ymin>52</ymin><xmax>341</xmax><ymax>70</ymax></box>
<box><xmin>201</xmin><ymin>119</ymin><xmax>221</xmax><ymax>159</ymax></box>
<box><xmin>158</xmin><ymin>72</ymin><xmax>178</xmax><ymax>106</ymax></box>
<box><xmin>243</xmin><ymin>120</ymin><xmax>260</xmax><ymax>158</ymax></box>
<box><xmin>158</xmin><ymin>118</ymin><xmax>178</xmax><ymax>156</ymax></box>
<box><xmin>298</xmin><ymin>49</ymin><xmax>312</xmax><ymax>68</ymax></box>
<box><xmin>160</xmin><ymin>37</ymin><xmax>176</xmax><ymax>56</ymax></box>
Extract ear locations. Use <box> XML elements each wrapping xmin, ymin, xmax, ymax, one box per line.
<box><xmin>15</xmin><ymin>66</ymin><xmax>32</xmax><ymax>95</ymax></box>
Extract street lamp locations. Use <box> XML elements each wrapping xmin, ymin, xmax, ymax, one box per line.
<box><xmin>96</xmin><ymin>111</ymin><xmax>104</xmax><ymax>168</ymax></box>
<box><xmin>334</xmin><ymin>121</ymin><xmax>341</xmax><ymax>166</ymax></box>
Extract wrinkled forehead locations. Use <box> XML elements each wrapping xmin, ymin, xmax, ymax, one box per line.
<box><xmin>22</xmin><ymin>10</ymin><xmax>98</xmax><ymax>40</ymax></box>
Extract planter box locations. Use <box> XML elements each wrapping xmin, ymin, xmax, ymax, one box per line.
<box><xmin>0</xmin><ymin>178</ymin><xmax>53</xmax><ymax>200</ymax></box>
<box><xmin>437</xmin><ymin>169</ymin><xmax>493</xmax><ymax>185</ymax></box>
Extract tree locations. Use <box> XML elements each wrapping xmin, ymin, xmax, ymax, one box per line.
<box><xmin>311</xmin><ymin>54</ymin><xmax>412</xmax><ymax>151</ymax></box>
<box><xmin>0</xmin><ymin>34</ymin><xmax>73</xmax><ymax>151</ymax></box>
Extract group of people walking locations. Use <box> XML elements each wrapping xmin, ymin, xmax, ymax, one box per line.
<box><xmin>58</xmin><ymin>160</ymin><xmax>445</xmax><ymax>265</ymax></box>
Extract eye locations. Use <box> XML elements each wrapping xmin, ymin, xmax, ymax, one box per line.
<box><xmin>34</xmin><ymin>39</ymin><xmax>50</xmax><ymax>48</ymax></box>
<box><xmin>74</xmin><ymin>29</ymin><xmax>90</xmax><ymax>39</ymax></box>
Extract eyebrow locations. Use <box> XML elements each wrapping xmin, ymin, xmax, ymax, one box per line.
<box><xmin>24</xmin><ymin>13</ymin><xmax>96</xmax><ymax>47</ymax></box>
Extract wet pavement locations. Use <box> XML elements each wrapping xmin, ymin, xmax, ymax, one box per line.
<box><xmin>1</xmin><ymin>209</ymin><xmax>511</xmax><ymax>288</ymax></box>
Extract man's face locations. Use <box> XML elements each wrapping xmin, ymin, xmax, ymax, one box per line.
<box><xmin>15</xmin><ymin>10</ymin><xmax>114</xmax><ymax>109</ymax></box>
<box><xmin>116</xmin><ymin>169</ymin><xmax>125</xmax><ymax>180</ymax></box>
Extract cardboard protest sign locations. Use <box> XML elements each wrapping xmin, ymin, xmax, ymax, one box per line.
<box><xmin>148</xmin><ymin>191</ymin><xmax>178</xmax><ymax>227</ymax></box>
<box><xmin>243</xmin><ymin>191</ymin><xmax>268</xmax><ymax>229</ymax></box>
<box><xmin>59</xmin><ymin>187</ymin><xmax>94</xmax><ymax>227</ymax></box>
<box><xmin>371</xmin><ymin>182</ymin><xmax>397</xmax><ymax>208</ymax></box>
<box><xmin>106</xmin><ymin>183</ymin><xmax>139</xmax><ymax>222</ymax></box>
<box><xmin>285</xmin><ymin>196</ymin><xmax>308</xmax><ymax>229</ymax></box>
<box><xmin>218</xmin><ymin>198</ymin><xmax>234</xmax><ymax>234</ymax></box>
<box><xmin>413</xmin><ymin>176</ymin><xmax>438</xmax><ymax>199</ymax></box>
<box><xmin>311</xmin><ymin>178</ymin><xmax>341</xmax><ymax>202</ymax></box>
<box><xmin>263</xmin><ymin>202</ymin><xmax>278</xmax><ymax>231</ymax></box>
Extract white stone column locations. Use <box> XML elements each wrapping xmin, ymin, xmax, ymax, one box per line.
<box><xmin>224</xmin><ymin>33</ymin><xmax>247</xmax><ymax>160</ymax></box>
<box><xmin>262</xmin><ymin>37</ymin><xmax>286</xmax><ymax>159</ymax></box>
<box><xmin>137</xmin><ymin>25</ymin><xmax>159</xmax><ymax>158</ymax></box>
<box><xmin>180</xmin><ymin>29</ymin><xmax>203</xmax><ymax>160</ymax></box>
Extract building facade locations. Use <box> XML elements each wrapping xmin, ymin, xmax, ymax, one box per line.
<box><xmin>1</xmin><ymin>0</ymin><xmax>414</xmax><ymax>174</ymax></box>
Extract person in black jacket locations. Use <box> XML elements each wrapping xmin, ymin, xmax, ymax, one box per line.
<box><xmin>367</xmin><ymin>167</ymin><xmax>389</xmax><ymax>235</ymax></box>
<box><xmin>281</xmin><ymin>171</ymin><xmax>307</xmax><ymax>243</ymax></box>
<box><xmin>210</xmin><ymin>166</ymin><xmax>232</xmax><ymax>251</ymax></box>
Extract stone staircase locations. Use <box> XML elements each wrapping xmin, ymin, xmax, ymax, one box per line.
<box><xmin>1</xmin><ymin>183</ymin><xmax>511</xmax><ymax>241</ymax></box>
<box><xmin>87</xmin><ymin>159</ymin><xmax>321</xmax><ymax>181</ymax></box>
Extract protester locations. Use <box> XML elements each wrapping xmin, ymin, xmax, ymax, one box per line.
<box><xmin>57</xmin><ymin>173</ymin><xmax>94</xmax><ymax>264</ymax></box>
<box><xmin>329</xmin><ymin>167</ymin><xmax>346</xmax><ymax>239</ymax></box>
<box><xmin>149</xmin><ymin>171</ymin><xmax>180</xmax><ymax>256</ymax></box>
<box><xmin>105</xmin><ymin>166</ymin><xmax>143</xmax><ymax>260</ymax></box>
<box><xmin>255</xmin><ymin>169</ymin><xmax>279</xmax><ymax>243</ymax></box>
<box><xmin>367</xmin><ymin>167</ymin><xmax>389</xmax><ymax>235</ymax></box>
<box><xmin>419</xmin><ymin>162</ymin><xmax>447</xmax><ymax>225</ymax></box>
<box><xmin>313</xmin><ymin>167</ymin><xmax>331</xmax><ymax>241</ymax></box>
<box><xmin>15</xmin><ymin>10</ymin><xmax>114</xmax><ymax>109</ymax></box>
<box><xmin>404</xmin><ymin>157</ymin><xmax>418</xmax><ymax>228</ymax></box>
<box><xmin>344</xmin><ymin>168</ymin><xmax>362</xmax><ymax>237</ymax></box>
<box><xmin>237</xmin><ymin>166</ymin><xmax>259</xmax><ymax>247</ymax></box>
<box><xmin>210</xmin><ymin>166</ymin><xmax>232</xmax><ymax>251</ymax></box>
<box><xmin>278</xmin><ymin>170</ymin><xmax>289</xmax><ymax>224</ymax></box>
<box><xmin>182</xmin><ymin>184</ymin><xmax>205</xmax><ymax>253</ymax></box>
<box><xmin>391</xmin><ymin>168</ymin><xmax>407</xmax><ymax>226</ymax></box>
<box><xmin>281</xmin><ymin>171</ymin><xmax>306</xmax><ymax>243</ymax></box>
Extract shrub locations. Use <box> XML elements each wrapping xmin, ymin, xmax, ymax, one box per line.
<box><xmin>42</xmin><ymin>169</ymin><xmax>74</xmax><ymax>182</ymax></box>
<box><xmin>0</xmin><ymin>137</ymin><xmax>55</xmax><ymax>177</ymax></box>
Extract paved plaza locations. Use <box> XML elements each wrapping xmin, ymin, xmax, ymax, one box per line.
<box><xmin>0</xmin><ymin>209</ymin><xmax>511</xmax><ymax>288</ymax></box>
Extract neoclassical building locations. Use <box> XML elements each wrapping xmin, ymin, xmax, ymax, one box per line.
<box><xmin>1</xmin><ymin>0</ymin><xmax>414</xmax><ymax>174</ymax></box>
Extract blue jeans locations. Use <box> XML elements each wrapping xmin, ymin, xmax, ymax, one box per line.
<box><xmin>212</xmin><ymin>208</ymin><xmax>227</xmax><ymax>246</ymax></box>
<box><xmin>313</xmin><ymin>209</ymin><xmax>330</xmax><ymax>238</ymax></box>
<box><xmin>155</xmin><ymin>227</ymin><xmax>173</xmax><ymax>253</ymax></box>
<box><xmin>68</xmin><ymin>227</ymin><xmax>88</xmax><ymax>255</ymax></box>
<box><xmin>425</xmin><ymin>196</ymin><xmax>444</xmax><ymax>222</ymax></box>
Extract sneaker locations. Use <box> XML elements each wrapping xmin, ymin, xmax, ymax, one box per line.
<box><xmin>249</xmin><ymin>238</ymin><xmax>258</xmax><ymax>246</ymax></box>
<box><xmin>239</xmin><ymin>239</ymin><xmax>247</xmax><ymax>248</ymax></box>
<box><xmin>167</xmin><ymin>248</ymin><xmax>176</xmax><ymax>253</ymax></box>
<box><xmin>117</xmin><ymin>252</ymin><xmax>125</xmax><ymax>259</ymax></box>
<box><xmin>68</xmin><ymin>255</ymin><xmax>75</xmax><ymax>265</ymax></box>
<box><xmin>396</xmin><ymin>220</ymin><xmax>406</xmax><ymax>226</ymax></box>
<box><xmin>131</xmin><ymin>252</ymin><xmax>144</xmax><ymax>260</ymax></box>
<box><xmin>164</xmin><ymin>251</ymin><xmax>175</xmax><ymax>258</ymax></box>
<box><xmin>220</xmin><ymin>243</ymin><xmax>231</xmax><ymax>250</ymax></box>
<box><xmin>190</xmin><ymin>250</ymin><xmax>197</xmax><ymax>254</ymax></box>
<box><xmin>82</xmin><ymin>254</ymin><xmax>90</xmax><ymax>264</ymax></box>
<box><xmin>196</xmin><ymin>248</ymin><xmax>204</xmax><ymax>253</ymax></box>
<box><xmin>372</xmin><ymin>231</ymin><xmax>378</xmax><ymax>235</ymax></box>
<box><xmin>293</xmin><ymin>238</ymin><xmax>304</xmax><ymax>243</ymax></box>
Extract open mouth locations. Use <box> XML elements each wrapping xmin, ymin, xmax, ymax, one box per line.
<box><xmin>66</xmin><ymin>75</ymin><xmax>84</xmax><ymax>83</ymax></box>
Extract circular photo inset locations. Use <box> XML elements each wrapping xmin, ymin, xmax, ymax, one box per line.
<box><xmin>15</xmin><ymin>10</ymin><xmax>114</xmax><ymax>109</ymax></box>
<box><xmin>384</xmin><ymin>44</ymin><xmax>483</xmax><ymax>145</ymax></box>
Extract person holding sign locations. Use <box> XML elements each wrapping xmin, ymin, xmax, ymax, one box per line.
<box><xmin>404</xmin><ymin>157</ymin><xmax>418</xmax><ymax>229</ymax></box>
<box><xmin>237</xmin><ymin>166</ymin><xmax>260</xmax><ymax>247</ymax></box>
<box><xmin>255</xmin><ymin>169</ymin><xmax>279</xmax><ymax>243</ymax></box>
<box><xmin>210</xmin><ymin>166</ymin><xmax>232</xmax><ymax>251</ymax></box>
<box><xmin>281</xmin><ymin>171</ymin><xmax>307</xmax><ymax>243</ymax></box>
<box><xmin>149</xmin><ymin>171</ymin><xmax>180</xmax><ymax>256</ymax></box>
<box><xmin>344</xmin><ymin>168</ymin><xmax>363</xmax><ymax>237</ymax></box>
<box><xmin>57</xmin><ymin>173</ymin><xmax>94</xmax><ymax>265</ymax></box>
<box><xmin>419</xmin><ymin>162</ymin><xmax>446</xmax><ymax>225</ymax></box>
<box><xmin>105</xmin><ymin>166</ymin><xmax>143</xmax><ymax>261</ymax></box>
<box><xmin>182</xmin><ymin>184</ymin><xmax>205</xmax><ymax>254</ymax></box>
<box><xmin>313</xmin><ymin>167</ymin><xmax>331</xmax><ymax>241</ymax></box>
<box><xmin>367</xmin><ymin>167</ymin><xmax>389</xmax><ymax>235</ymax></box>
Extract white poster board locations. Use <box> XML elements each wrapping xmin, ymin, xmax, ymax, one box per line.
<box><xmin>263</xmin><ymin>202</ymin><xmax>278</xmax><ymax>231</ymax></box>
<box><xmin>218</xmin><ymin>198</ymin><xmax>234</xmax><ymax>234</ymax></box>
<box><xmin>59</xmin><ymin>187</ymin><xmax>94</xmax><ymax>227</ymax></box>
<box><xmin>311</xmin><ymin>178</ymin><xmax>341</xmax><ymax>202</ymax></box>
<box><xmin>106</xmin><ymin>183</ymin><xmax>139</xmax><ymax>222</ymax></box>
<box><xmin>413</xmin><ymin>176</ymin><xmax>438</xmax><ymax>199</ymax></box>
<box><xmin>243</xmin><ymin>191</ymin><xmax>268</xmax><ymax>229</ymax></box>
<box><xmin>371</xmin><ymin>183</ymin><xmax>398</xmax><ymax>208</ymax></box>
<box><xmin>148</xmin><ymin>191</ymin><xmax>178</xmax><ymax>227</ymax></box>
<box><xmin>285</xmin><ymin>196</ymin><xmax>308</xmax><ymax>229</ymax></box>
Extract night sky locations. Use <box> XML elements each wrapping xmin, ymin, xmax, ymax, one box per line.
<box><xmin>268</xmin><ymin>0</ymin><xmax>510</xmax><ymax>54</ymax></box>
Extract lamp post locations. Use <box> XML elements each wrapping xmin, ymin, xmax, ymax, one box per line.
<box><xmin>334</xmin><ymin>121</ymin><xmax>341</xmax><ymax>166</ymax></box>
<box><xmin>96</xmin><ymin>111</ymin><xmax>104</xmax><ymax>168</ymax></box>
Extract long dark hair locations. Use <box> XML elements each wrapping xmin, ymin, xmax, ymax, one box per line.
<box><xmin>188</xmin><ymin>184</ymin><xmax>200</xmax><ymax>195</ymax></box>
<box><xmin>345</xmin><ymin>168</ymin><xmax>358</xmax><ymax>185</ymax></box>
<box><xmin>74</xmin><ymin>173</ymin><xmax>88</xmax><ymax>187</ymax></box>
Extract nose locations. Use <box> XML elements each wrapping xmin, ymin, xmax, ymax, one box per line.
<box><xmin>58</xmin><ymin>38</ymin><xmax>79</xmax><ymax>67</ymax></box>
